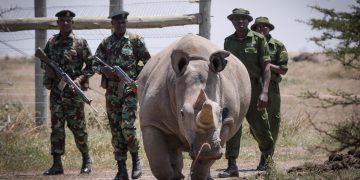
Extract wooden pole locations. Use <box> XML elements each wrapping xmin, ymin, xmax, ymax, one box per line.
<box><xmin>0</xmin><ymin>15</ymin><xmax>200</xmax><ymax>32</ymax></box>
<box><xmin>34</xmin><ymin>0</ymin><xmax>48</xmax><ymax>126</ymax></box>
<box><xmin>199</xmin><ymin>0</ymin><xmax>211</xmax><ymax>39</ymax></box>
<box><xmin>110</xmin><ymin>0</ymin><xmax>123</xmax><ymax>15</ymax></box>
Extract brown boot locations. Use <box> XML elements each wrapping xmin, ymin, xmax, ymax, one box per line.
<box><xmin>43</xmin><ymin>154</ymin><xmax>64</xmax><ymax>175</ymax></box>
<box><xmin>218</xmin><ymin>157</ymin><xmax>239</xmax><ymax>178</ymax></box>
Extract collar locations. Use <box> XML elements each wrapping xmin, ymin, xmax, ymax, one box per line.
<box><xmin>267</xmin><ymin>34</ymin><xmax>276</xmax><ymax>45</ymax></box>
<box><xmin>112</xmin><ymin>31</ymin><xmax>130</xmax><ymax>40</ymax></box>
<box><xmin>54</xmin><ymin>31</ymin><xmax>75</xmax><ymax>41</ymax></box>
<box><xmin>230</xmin><ymin>29</ymin><xmax>254</xmax><ymax>39</ymax></box>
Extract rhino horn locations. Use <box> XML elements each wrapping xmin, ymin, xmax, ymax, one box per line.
<box><xmin>171</xmin><ymin>49</ymin><xmax>190</xmax><ymax>75</ymax></box>
<box><xmin>193</xmin><ymin>89</ymin><xmax>207</xmax><ymax>110</ymax></box>
<box><xmin>196</xmin><ymin>102</ymin><xmax>214</xmax><ymax>130</ymax></box>
<box><xmin>209</xmin><ymin>50</ymin><xmax>230</xmax><ymax>72</ymax></box>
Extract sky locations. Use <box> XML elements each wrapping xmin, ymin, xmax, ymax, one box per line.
<box><xmin>0</xmin><ymin>0</ymin><xmax>357</xmax><ymax>57</ymax></box>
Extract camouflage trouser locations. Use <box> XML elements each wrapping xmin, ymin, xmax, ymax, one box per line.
<box><xmin>225</xmin><ymin>80</ymin><xmax>274</xmax><ymax>159</ymax></box>
<box><xmin>106</xmin><ymin>87</ymin><xmax>140</xmax><ymax>161</ymax></box>
<box><xmin>267</xmin><ymin>81</ymin><xmax>281</xmax><ymax>155</ymax></box>
<box><xmin>49</xmin><ymin>89</ymin><xmax>89</xmax><ymax>155</ymax></box>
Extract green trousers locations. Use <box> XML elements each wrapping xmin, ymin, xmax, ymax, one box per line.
<box><xmin>267</xmin><ymin>81</ymin><xmax>281</xmax><ymax>155</ymax></box>
<box><xmin>225</xmin><ymin>80</ymin><xmax>274</xmax><ymax>158</ymax></box>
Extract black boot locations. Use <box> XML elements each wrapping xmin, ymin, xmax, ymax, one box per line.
<box><xmin>257</xmin><ymin>154</ymin><xmax>266</xmax><ymax>171</ymax></box>
<box><xmin>43</xmin><ymin>154</ymin><xmax>64</xmax><ymax>175</ymax></box>
<box><xmin>131</xmin><ymin>152</ymin><xmax>142</xmax><ymax>179</ymax></box>
<box><xmin>218</xmin><ymin>157</ymin><xmax>239</xmax><ymax>178</ymax></box>
<box><xmin>80</xmin><ymin>153</ymin><xmax>92</xmax><ymax>174</ymax></box>
<box><xmin>114</xmin><ymin>160</ymin><xmax>129</xmax><ymax>180</ymax></box>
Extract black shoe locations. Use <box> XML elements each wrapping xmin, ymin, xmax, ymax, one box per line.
<box><xmin>256</xmin><ymin>164</ymin><xmax>266</xmax><ymax>171</ymax></box>
<box><xmin>113</xmin><ymin>160</ymin><xmax>129</xmax><ymax>180</ymax></box>
<box><xmin>43</xmin><ymin>165</ymin><xmax>64</xmax><ymax>175</ymax></box>
<box><xmin>80</xmin><ymin>153</ymin><xmax>92</xmax><ymax>174</ymax></box>
<box><xmin>131</xmin><ymin>153</ymin><xmax>142</xmax><ymax>179</ymax></box>
<box><xmin>256</xmin><ymin>154</ymin><xmax>266</xmax><ymax>171</ymax></box>
<box><xmin>43</xmin><ymin>155</ymin><xmax>64</xmax><ymax>175</ymax></box>
<box><xmin>218</xmin><ymin>157</ymin><xmax>239</xmax><ymax>178</ymax></box>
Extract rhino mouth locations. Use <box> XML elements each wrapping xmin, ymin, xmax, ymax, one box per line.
<box><xmin>189</xmin><ymin>131</ymin><xmax>223</xmax><ymax>160</ymax></box>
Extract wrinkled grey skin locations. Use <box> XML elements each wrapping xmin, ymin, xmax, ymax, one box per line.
<box><xmin>138</xmin><ymin>34</ymin><xmax>251</xmax><ymax>180</ymax></box>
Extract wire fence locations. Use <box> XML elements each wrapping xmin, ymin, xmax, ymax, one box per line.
<box><xmin>0</xmin><ymin>0</ymin><xmax>199</xmax><ymax>56</ymax></box>
<box><xmin>0</xmin><ymin>0</ymin><xmax>200</xmax><ymax>122</ymax></box>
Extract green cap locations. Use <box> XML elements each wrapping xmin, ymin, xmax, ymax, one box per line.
<box><xmin>55</xmin><ymin>10</ymin><xmax>75</xmax><ymax>18</ymax></box>
<box><xmin>227</xmin><ymin>8</ymin><xmax>253</xmax><ymax>22</ymax></box>
<box><xmin>251</xmin><ymin>16</ymin><xmax>275</xmax><ymax>31</ymax></box>
<box><xmin>108</xmin><ymin>9</ymin><xmax>129</xmax><ymax>19</ymax></box>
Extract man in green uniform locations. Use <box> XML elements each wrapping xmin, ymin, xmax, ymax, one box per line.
<box><xmin>218</xmin><ymin>8</ymin><xmax>274</xmax><ymax>178</ymax></box>
<box><xmin>251</xmin><ymin>16</ymin><xmax>288</xmax><ymax>170</ymax></box>
<box><xmin>93</xmin><ymin>10</ymin><xmax>151</xmax><ymax>180</ymax></box>
<box><xmin>42</xmin><ymin>10</ymin><xmax>94</xmax><ymax>175</ymax></box>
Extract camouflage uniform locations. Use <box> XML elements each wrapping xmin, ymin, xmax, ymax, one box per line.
<box><xmin>94</xmin><ymin>31</ymin><xmax>151</xmax><ymax>161</ymax></box>
<box><xmin>42</xmin><ymin>32</ymin><xmax>94</xmax><ymax>156</ymax></box>
<box><xmin>266</xmin><ymin>35</ymin><xmax>288</xmax><ymax>153</ymax></box>
<box><xmin>224</xmin><ymin>30</ymin><xmax>274</xmax><ymax>159</ymax></box>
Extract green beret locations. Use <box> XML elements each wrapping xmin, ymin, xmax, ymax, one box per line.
<box><xmin>227</xmin><ymin>8</ymin><xmax>253</xmax><ymax>22</ymax></box>
<box><xmin>108</xmin><ymin>9</ymin><xmax>129</xmax><ymax>19</ymax></box>
<box><xmin>251</xmin><ymin>16</ymin><xmax>275</xmax><ymax>31</ymax></box>
<box><xmin>55</xmin><ymin>10</ymin><xmax>75</xmax><ymax>18</ymax></box>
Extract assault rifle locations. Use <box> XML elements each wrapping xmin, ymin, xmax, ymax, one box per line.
<box><xmin>92</xmin><ymin>56</ymin><xmax>137</xmax><ymax>93</ymax></box>
<box><xmin>35</xmin><ymin>47</ymin><xmax>98</xmax><ymax>113</ymax></box>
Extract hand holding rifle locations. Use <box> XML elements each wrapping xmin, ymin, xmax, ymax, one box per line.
<box><xmin>35</xmin><ymin>47</ymin><xmax>98</xmax><ymax>114</ymax></box>
<box><xmin>93</xmin><ymin>56</ymin><xmax>138</xmax><ymax>93</ymax></box>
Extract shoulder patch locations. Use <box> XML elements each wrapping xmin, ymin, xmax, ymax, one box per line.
<box><xmin>127</xmin><ymin>31</ymin><xmax>141</xmax><ymax>40</ymax></box>
<box><xmin>274</xmin><ymin>39</ymin><xmax>285</xmax><ymax>47</ymax></box>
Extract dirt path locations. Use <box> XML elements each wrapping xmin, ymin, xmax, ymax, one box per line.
<box><xmin>0</xmin><ymin>158</ymin><xmax>324</xmax><ymax>180</ymax></box>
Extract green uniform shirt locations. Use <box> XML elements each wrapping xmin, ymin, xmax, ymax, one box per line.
<box><xmin>42</xmin><ymin>32</ymin><xmax>94</xmax><ymax>92</ymax></box>
<box><xmin>267</xmin><ymin>35</ymin><xmax>288</xmax><ymax>82</ymax></box>
<box><xmin>95</xmin><ymin>31</ymin><xmax>151</xmax><ymax>90</ymax></box>
<box><xmin>224</xmin><ymin>30</ymin><xmax>271</xmax><ymax>80</ymax></box>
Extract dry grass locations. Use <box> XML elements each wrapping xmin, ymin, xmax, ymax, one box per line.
<box><xmin>0</xmin><ymin>54</ymin><xmax>359</xmax><ymax>179</ymax></box>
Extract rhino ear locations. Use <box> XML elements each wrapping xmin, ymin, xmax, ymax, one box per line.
<box><xmin>171</xmin><ymin>49</ymin><xmax>190</xmax><ymax>75</ymax></box>
<box><xmin>209</xmin><ymin>50</ymin><xmax>230</xmax><ymax>73</ymax></box>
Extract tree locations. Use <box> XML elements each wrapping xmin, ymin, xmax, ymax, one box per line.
<box><xmin>301</xmin><ymin>1</ymin><xmax>360</xmax><ymax>153</ymax></box>
<box><xmin>305</xmin><ymin>0</ymin><xmax>360</xmax><ymax>70</ymax></box>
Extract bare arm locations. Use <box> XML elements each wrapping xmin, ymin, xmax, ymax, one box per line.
<box><xmin>257</xmin><ymin>62</ymin><xmax>271</xmax><ymax>110</ymax></box>
<box><xmin>270</xmin><ymin>63</ymin><xmax>287</xmax><ymax>75</ymax></box>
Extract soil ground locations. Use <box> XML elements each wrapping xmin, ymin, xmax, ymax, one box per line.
<box><xmin>0</xmin><ymin>53</ymin><xmax>359</xmax><ymax>179</ymax></box>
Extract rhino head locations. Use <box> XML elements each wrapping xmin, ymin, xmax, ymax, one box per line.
<box><xmin>171</xmin><ymin>49</ymin><xmax>230</xmax><ymax>160</ymax></box>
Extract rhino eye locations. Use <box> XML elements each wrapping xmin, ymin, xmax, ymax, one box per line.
<box><xmin>180</xmin><ymin>109</ymin><xmax>184</xmax><ymax>118</ymax></box>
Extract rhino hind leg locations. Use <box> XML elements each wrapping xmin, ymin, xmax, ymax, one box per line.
<box><xmin>142</xmin><ymin>127</ymin><xmax>183</xmax><ymax>180</ymax></box>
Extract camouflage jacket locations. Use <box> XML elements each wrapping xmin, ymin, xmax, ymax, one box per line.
<box><xmin>94</xmin><ymin>31</ymin><xmax>151</xmax><ymax>91</ymax></box>
<box><xmin>42</xmin><ymin>32</ymin><xmax>94</xmax><ymax>94</ymax></box>
<box><xmin>224</xmin><ymin>29</ymin><xmax>271</xmax><ymax>80</ymax></box>
<box><xmin>266</xmin><ymin>35</ymin><xmax>288</xmax><ymax>83</ymax></box>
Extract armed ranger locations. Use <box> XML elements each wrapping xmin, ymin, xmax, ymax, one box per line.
<box><xmin>35</xmin><ymin>48</ymin><xmax>98</xmax><ymax>113</ymax></box>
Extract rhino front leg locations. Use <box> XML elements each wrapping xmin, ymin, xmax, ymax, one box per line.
<box><xmin>190</xmin><ymin>159</ymin><xmax>215</xmax><ymax>180</ymax></box>
<box><xmin>142</xmin><ymin>126</ymin><xmax>183</xmax><ymax>180</ymax></box>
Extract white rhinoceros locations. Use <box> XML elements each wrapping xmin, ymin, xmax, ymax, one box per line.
<box><xmin>138</xmin><ymin>34</ymin><xmax>251</xmax><ymax>179</ymax></box>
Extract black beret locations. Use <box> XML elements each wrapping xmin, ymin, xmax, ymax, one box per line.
<box><xmin>55</xmin><ymin>10</ymin><xmax>75</xmax><ymax>18</ymax></box>
<box><xmin>108</xmin><ymin>9</ymin><xmax>129</xmax><ymax>19</ymax></box>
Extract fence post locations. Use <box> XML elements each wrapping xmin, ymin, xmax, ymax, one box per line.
<box><xmin>34</xmin><ymin>0</ymin><xmax>48</xmax><ymax>126</ymax></box>
<box><xmin>199</xmin><ymin>0</ymin><xmax>211</xmax><ymax>39</ymax></box>
<box><xmin>110</xmin><ymin>0</ymin><xmax>124</xmax><ymax>17</ymax></box>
